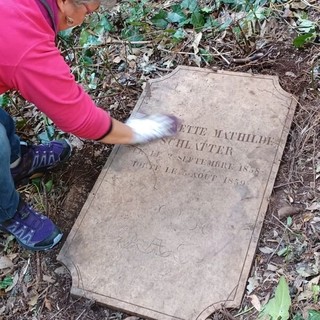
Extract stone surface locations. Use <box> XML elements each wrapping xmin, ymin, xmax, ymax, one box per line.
<box><xmin>58</xmin><ymin>67</ymin><xmax>297</xmax><ymax>320</ymax></box>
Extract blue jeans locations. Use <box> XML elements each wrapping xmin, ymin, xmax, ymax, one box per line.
<box><xmin>0</xmin><ymin>108</ymin><xmax>20</xmax><ymax>222</ymax></box>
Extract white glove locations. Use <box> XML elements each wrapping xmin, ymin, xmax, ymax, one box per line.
<box><xmin>126</xmin><ymin>113</ymin><xmax>179</xmax><ymax>144</ymax></box>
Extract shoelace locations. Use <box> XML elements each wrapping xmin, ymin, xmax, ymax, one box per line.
<box><xmin>18</xmin><ymin>204</ymin><xmax>32</xmax><ymax>220</ymax></box>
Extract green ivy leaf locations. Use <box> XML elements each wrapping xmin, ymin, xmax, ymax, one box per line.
<box><xmin>95</xmin><ymin>16</ymin><xmax>113</xmax><ymax>33</ymax></box>
<box><xmin>221</xmin><ymin>0</ymin><xmax>239</xmax><ymax>4</ymax></box>
<box><xmin>0</xmin><ymin>276</ymin><xmax>13</xmax><ymax>290</ymax></box>
<box><xmin>218</xmin><ymin>17</ymin><xmax>233</xmax><ymax>31</ymax></box>
<box><xmin>203</xmin><ymin>16</ymin><xmax>219</xmax><ymax>30</ymax></box>
<box><xmin>0</xmin><ymin>94</ymin><xmax>9</xmax><ymax>107</ymax></box>
<box><xmin>172</xmin><ymin>28</ymin><xmax>187</xmax><ymax>40</ymax></box>
<box><xmin>79</xmin><ymin>29</ymin><xmax>90</xmax><ymax>46</ymax></box>
<box><xmin>151</xmin><ymin>10</ymin><xmax>168</xmax><ymax>28</ymax></box>
<box><xmin>201</xmin><ymin>6</ymin><xmax>213</xmax><ymax>13</ymax></box>
<box><xmin>121</xmin><ymin>26</ymin><xmax>144</xmax><ymax>41</ymax></box>
<box><xmin>259</xmin><ymin>276</ymin><xmax>291</xmax><ymax>320</ymax></box>
<box><xmin>191</xmin><ymin>10</ymin><xmax>205</xmax><ymax>30</ymax></box>
<box><xmin>167</xmin><ymin>11</ymin><xmax>186</xmax><ymax>24</ymax></box>
<box><xmin>297</xmin><ymin>18</ymin><xmax>316</xmax><ymax>33</ymax></box>
<box><xmin>58</xmin><ymin>28</ymin><xmax>73</xmax><ymax>39</ymax></box>
<box><xmin>199</xmin><ymin>48</ymin><xmax>213</xmax><ymax>63</ymax></box>
<box><xmin>181</xmin><ymin>0</ymin><xmax>198</xmax><ymax>12</ymax></box>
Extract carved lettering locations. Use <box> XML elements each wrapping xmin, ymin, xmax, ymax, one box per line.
<box><xmin>132</xmin><ymin>160</ymin><xmax>160</xmax><ymax>171</ymax></box>
<box><xmin>163</xmin><ymin>139</ymin><xmax>234</xmax><ymax>156</ymax></box>
<box><xmin>239</xmin><ymin>164</ymin><xmax>260</xmax><ymax>175</ymax></box>
<box><xmin>165</xmin><ymin>166</ymin><xmax>217</xmax><ymax>182</ymax></box>
<box><xmin>223</xmin><ymin>177</ymin><xmax>246</xmax><ymax>186</ymax></box>
<box><xmin>165</xmin><ymin>166</ymin><xmax>178</xmax><ymax>174</ymax></box>
<box><xmin>179</xmin><ymin>124</ymin><xmax>208</xmax><ymax>136</ymax></box>
<box><xmin>213</xmin><ymin>129</ymin><xmax>275</xmax><ymax>145</ymax></box>
<box><xmin>177</xmin><ymin>156</ymin><xmax>235</xmax><ymax>171</ymax></box>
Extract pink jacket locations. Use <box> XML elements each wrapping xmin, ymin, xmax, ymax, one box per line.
<box><xmin>0</xmin><ymin>0</ymin><xmax>112</xmax><ymax>140</ymax></box>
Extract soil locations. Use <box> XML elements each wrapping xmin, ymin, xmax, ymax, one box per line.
<box><xmin>1</xmin><ymin>12</ymin><xmax>320</xmax><ymax>320</ymax></box>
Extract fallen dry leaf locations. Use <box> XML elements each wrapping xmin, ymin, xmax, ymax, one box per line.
<box><xmin>43</xmin><ymin>275</ymin><xmax>55</xmax><ymax>284</ymax></box>
<box><xmin>249</xmin><ymin>294</ymin><xmax>262</xmax><ymax>311</ymax></box>
<box><xmin>28</xmin><ymin>294</ymin><xmax>39</xmax><ymax>307</ymax></box>
<box><xmin>0</xmin><ymin>256</ymin><xmax>14</xmax><ymax>270</ymax></box>
<box><xmin>44</xmin><ymin>297</ymin><xmax>52</xmax><ymax>311</ymax></box>
<box><xmin>307</xmin><ymin>202</ymin><xmax>320</xmax><ymax>211</ymax></box>
<box><xmin>278</xmin><ymin>206</ymin><xmax>301</xmax><ymax>219</ymax></box>
<box><xmin>54</xmin><ymin>266</ymin><xmax>68</xmax><ymax>275</ymax></box>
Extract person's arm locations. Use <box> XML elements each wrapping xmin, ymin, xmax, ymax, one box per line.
<box><xmin>99</xmin><ymin>114</ymin><xmax>179</xmax><ymax>145</ymax></box>
<box><xmin>14</xmin><ymin>42</ymin><xmax>178</xmax><ymax>144</ymax></box>
<box><xmin>14</xmin><ymin>42</ymin><xmax>113</xmax><ymax>140</ymax></box>
<box><xmin>98</xmin><ymin>118</ymin><xmax>134</xmax><ymax>145</ymax></box>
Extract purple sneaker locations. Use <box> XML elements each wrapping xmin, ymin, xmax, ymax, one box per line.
<box><xmin>0</xmin><ymin>200</ymin><xmax>62</xmax><ymax>251</ymax></box>
<box><xmin>11</xmin><ymin>139</ymin><xmax>72</xmax><ymax>185</ymax></box>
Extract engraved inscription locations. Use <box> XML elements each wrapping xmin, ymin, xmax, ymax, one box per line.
<box><xmin>178</xmin><ymin>123</ymin><xmax>277</xmax><ymax>146</ymax></box>
<box><xmin>128</xmin><ymin>123</ymin><xmax>272</xmax><ymax>187</ymax></box>
<box><xmin>161</xmin><ymin>138</ymin><xmax>234</xmax><ymax>156</ymax></box>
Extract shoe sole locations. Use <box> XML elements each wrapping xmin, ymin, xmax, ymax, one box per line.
<box><xmin>18</xmin><ymin>232</ymin><xmax>63</xmax><ymax>251</ymax></box>
<box><xmin>0</xmin><ymin>227</ymin><xmax>63</xmax><ymax>251</ymax></box>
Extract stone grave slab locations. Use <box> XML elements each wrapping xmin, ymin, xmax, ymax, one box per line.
<box><xmin>58</xmin><ymin>67</ymin><xmax>297</xmax><ymax>320</ymax></box>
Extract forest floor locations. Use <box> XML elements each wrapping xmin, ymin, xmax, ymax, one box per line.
<box><xmin>0</xmin><ymin>0</ymin><xmax>320</xmax><ymax>319</ymax></box>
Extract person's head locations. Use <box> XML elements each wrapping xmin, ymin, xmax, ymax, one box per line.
<box><xmin>57</xmin><ymin>0</ymin><xmax>102</xmax><ymax>31</ymax></box>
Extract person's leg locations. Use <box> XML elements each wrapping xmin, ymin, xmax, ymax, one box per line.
<box><xmin>0</xmin><ymin>122</ymin><xmax>20</xmax><ymax>222</ymax></box>
<box><xmin>0</xmin><ymin>108</ymin><xmax>21</xmax><ymax>165</ymax></box>
<box><xmin>0</xmin><ymin>111</ymin><xmax>63</xmax><ymax>251</ymax></box>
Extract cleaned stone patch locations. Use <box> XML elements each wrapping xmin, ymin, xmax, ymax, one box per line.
<box><xmin>58</xmin><ymin>67</ymin><xmax>297</xmax><ymax>320</ymax></box>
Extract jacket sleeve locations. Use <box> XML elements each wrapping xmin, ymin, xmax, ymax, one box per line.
<box><xmin>12</xmin><ymin>40</ymin><xmax>112</xmax><ymax>140</ymax></box>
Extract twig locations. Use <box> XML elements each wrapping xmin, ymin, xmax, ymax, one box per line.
<box><xmin>75</xmin><ymin>309</ymin><xmax>87</xmax><ymax>320</ymax></box>
<box><xmin>273</xmin><ymin>180</ymin><xmax>303</xmax><ymax>189</ymax></box>
<box><xmin>158</xmin><ymin>46</ymin><xmax>221</xmax><ymax>56</ymax></box>
<box><xmin>272</xmin><ymin>214</ymin><xmax>295</xmax><ymax>234</ymax></box>
<box><xmin>41</xmin><ymin>180</ymin><xmax>49</xmax><ymax>217</ymax></box>
<box><xmin>37</xmin><ymin>286</ymin><xmax>51</xmax><ymax>315</ymax></box>
<box><xmin>231</xmin><ymin>53</ymin><xmax>264</xmax><ymax>64</ymax></box>
<box><xmin>49</xmin><ymin>296</ymin><xmax>83</xmax><ymax>320</ymax></box>
<box><xmin>155</xmin><ymin>66</ymin><xmax>173</xmax><ymax>72</ymax></box>
<box><xmin>267</xmin><ymin>235</ymin><xmax>284</xmax><ymax>264</ymax></box>
<box><xmin>220</xmin><ymin>308</ymin><xmax>238</xmax><ymax>320</ymax></box>
<box><xmin>36</xmin><ymin>252</ymin><xmax>42</xmax><ymax>290</ymax></box>
<box><xmin>71</xmin><ymin>40</ymin><xmax>153</xmax><ymax>50</ymax></box>
<box><xmin>211</xmin><ymin>46</ymin><xmax>231</xmax><ymax>65</ymax></box>
<box><xmin>301</xmin><ymin>0</ymin><xmax>320</xmax><ymax>10</ymax></box>
<box><xmin>312</xmin><ymin>129</ymin><xmax>317</xmax><ymax>197</ymax></box>
<box><xmin>234</xmin><ymin>306</ymin><xmax>255</xmax><ymax>317</ymax></box>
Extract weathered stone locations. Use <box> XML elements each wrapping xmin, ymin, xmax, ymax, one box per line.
<box><xmin>58</xmin><ymin>67</ymin><xmax>297</xmax><ymax>320</ymax></box>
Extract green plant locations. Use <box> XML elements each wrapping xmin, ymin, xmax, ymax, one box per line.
<box><xmin>0</xmin><ymin>275</ymin><xmax>13</xmax><ymax>290</ymax></box>
<box><xmin>294</xmin><ymin>310</ymin><xmax>320</xmax><ymax>320</ymax></box>
<box><xmin>0</xmin><ymin>93</ymin><xmax>10</xmax><ymax>108</ymax></box>
<box><xmin>259</xmin><ymin>276</ymin><xmax>291</xmax><ymax>320</ymax></box>
<box><xmin>259</xmin><ymin>276</ymin><xmax>320</xmax><ymax>320</ymax></box>
<box><xmin>308</xmin><ymin>310</ymin><xmax>320</xmax><ymax>320</ymax></box>
<box><xmin>292</xmin><ymin>12</ymin><xmax>318</xmax><ymax>48</ymax></box>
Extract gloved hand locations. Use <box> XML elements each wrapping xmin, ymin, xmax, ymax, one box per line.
<box><xmin>126</xmin><ymin>113</ymin><xmax>179</xmax><ymax>144</ymax></box>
